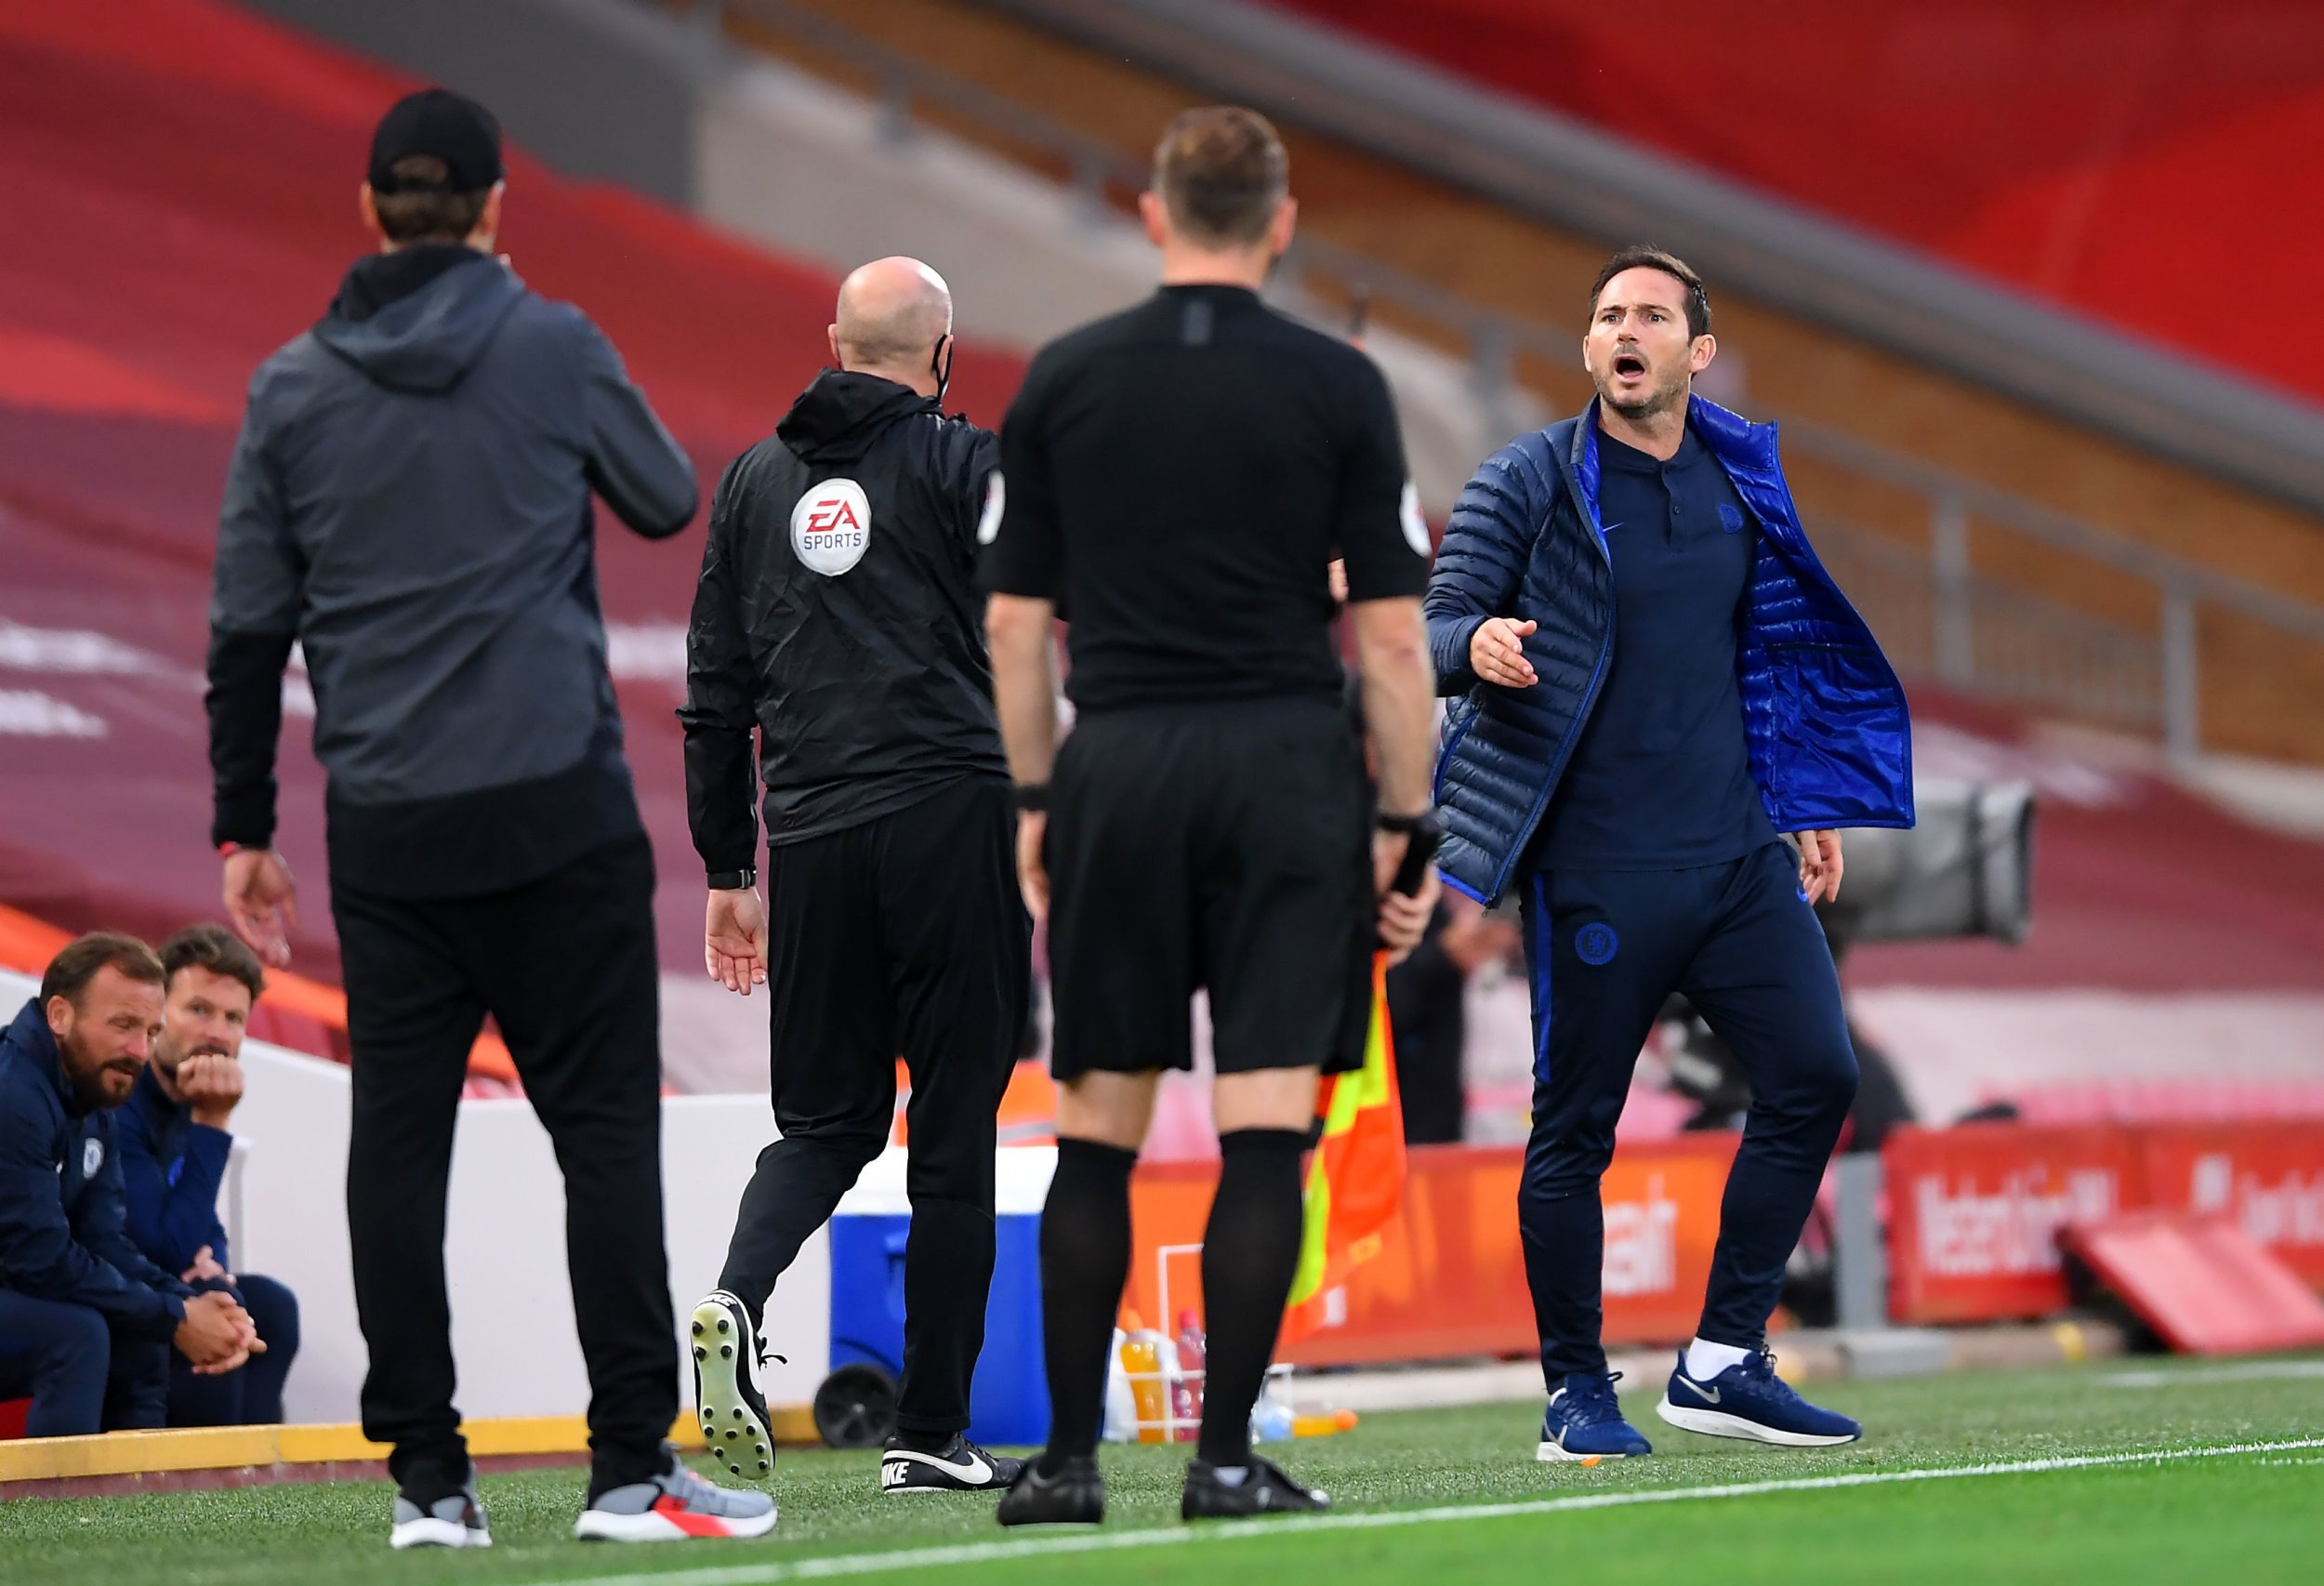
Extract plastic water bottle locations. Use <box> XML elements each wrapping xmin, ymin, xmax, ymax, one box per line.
<box><xmin>1250</xmin><ymin>1394</ymin><xmax>1295</xmax><ymax>1444</ymax></box>
<box><xmin>1169</xmin><ymin>1310</ymin><xmax>1206</xmax><ymax>1440</ymax></box>
<box><xmin>1101</xmin><ymin>1327</ymin><xmax>1137</xmax><ymax>1442</ymax></box>
<box><xmin>1171</xmin><ymin>1302</ymin><xmax>1208</xmax><ymax>1441</ymax></box>
<box><xmin>1117</xmin><ymin>1309</ymin><xmax>1169</xmax><ymax>1444</ymax></box>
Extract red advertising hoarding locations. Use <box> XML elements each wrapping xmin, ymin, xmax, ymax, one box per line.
<box><xmin>1883</xmin><ymin>1124</ymin><xmax>2145</xmax><ymax>1324</ymax></box>
<box><xmin>2136</xmin><ymin>1122</ymin><xmax>2324</xmax><ymax>1285</ymax></box>
<box><xmin>1125</xmin><ymin>1134</ymin><xmax>1742</xmax><ymax>1368</ymax></box>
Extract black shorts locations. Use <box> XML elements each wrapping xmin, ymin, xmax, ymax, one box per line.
<box><xmin>1045</xmin><ymin>696</ymin><xmax>1373</xmax><ymax>1082</ymax></box>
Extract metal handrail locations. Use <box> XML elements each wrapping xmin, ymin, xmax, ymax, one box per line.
<box><xmin>1777</xmin><ymin>421</ymin><xmax>2324</xmax><ymax>643</ymax></box>
<box><xmin>673</xmin><ymin>0</ymin><xmax>2324</xmax><ymax>759</ymax></box>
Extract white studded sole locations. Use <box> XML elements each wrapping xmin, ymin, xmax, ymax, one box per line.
<box><xmin>691</xmin><ymin>1296</ymin><xmax>775</xmax><ymax>1481</ymax></box>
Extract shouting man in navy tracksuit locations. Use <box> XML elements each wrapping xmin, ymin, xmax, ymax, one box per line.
<box><xmin>1426</xmin><ymin>248</ymin><xmax>1912</xmax><ymax>1459</ymax></box>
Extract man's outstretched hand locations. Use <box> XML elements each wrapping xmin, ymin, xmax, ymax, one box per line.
<box><xmin>1469</xmin><ymin>617</ymin><xmax>1538</xmax><ymax>688</ymax></box>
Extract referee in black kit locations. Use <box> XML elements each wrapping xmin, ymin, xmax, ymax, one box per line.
<box><xmin>680</xmin><ymin>258</ymin><xmax>1030</xmax><ymax>1497</ymax></box>
<box><xmin>984</xmin><ymin>108</ymin><xmax>1439</xmax><ymax>1526</ymax></box>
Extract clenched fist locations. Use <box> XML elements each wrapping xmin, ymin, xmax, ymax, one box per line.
<box><xmin>177</xmin><ymin>1053</ymin><xmax>245</xmax><ymax>1130</ymax></box>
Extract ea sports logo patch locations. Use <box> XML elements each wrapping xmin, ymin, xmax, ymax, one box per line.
<box><xmin>1398</xmin><ymin>480</ymin><xmax>1431</xmax><ymax>557</ymax></box>
<box><xmin>791</xmin><ymin>478</ymin><xmax>871</xmax><ymax>576</ymax></box>
<box><xmin>1575</xmin><ymin>922</ymin><xmax>1619</xmax><ymax>966</ymax></box>
<box><xmin>976</xmin><ymin>470</ymin><xmax>1006</xmax><ymax>546</ymax></box>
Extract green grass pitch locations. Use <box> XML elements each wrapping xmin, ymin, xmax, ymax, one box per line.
<box><xmin>4</xmin><ymin>1355</ymin><xmax>2319</xmax><ymax>1586</ymax></box>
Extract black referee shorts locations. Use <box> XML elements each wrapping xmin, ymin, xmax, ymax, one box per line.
<box><xmin>1045</xmin><ymin>695</ymin><xmax>1373</xmax><ymax>1083</ymax></box>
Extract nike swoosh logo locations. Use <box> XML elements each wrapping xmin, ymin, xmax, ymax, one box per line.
<box><xmin>1677</xmin><ymin>1375</ymin><xmax>1721</xmax><ymax>1405</ymax></box>
<box><xmin>886</xmin><ymin>1447</ymin><xmax>993</xmax><ymax>1483</ymax></box>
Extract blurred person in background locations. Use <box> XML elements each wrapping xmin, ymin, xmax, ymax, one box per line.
<box><xmin>0</xmin><ymin>935</ymin><xmax>258</xmax><ymax>1436</ymax></box>
<box><xmin>116</xmin><ymin>924</ymin><xmax>300</xmax><ymax>1427</ymax></box>
<box><xmin>204</xmin><ymin>88</ymin><xmax>770</xmax><ymax>1546</ymax></box>
<box><xmin>1332</xmin><ymin>562</ymin><xmax>1513</xmax><ymax>1146</ymax></box>
<box><xmin>680</xmin><ymin>257</ymin><xmax>1029</xmax><ymax>1499</ymax></box>
<box><xmin>1426</xmin><ymin>247</ymin><xmax>1911</xmax><ymax>1460</ymax></box>
<box><xmin>1384</xmin><ymin>895</ymin><xmax>1520</xmax><ymax>1144</ymax></box>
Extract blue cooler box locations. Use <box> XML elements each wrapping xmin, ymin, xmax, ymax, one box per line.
<box><xmin>826</xmin><ymin>1148</ymin><xmax>1055</xmax><ymax>1447</ymax></box>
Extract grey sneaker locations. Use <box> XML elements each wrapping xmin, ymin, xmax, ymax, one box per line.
<box><xmin>574</xmin><ymin>1446</ymin><xmax>777</xmax><ymax>1542</ymax></box>
<box><xmin>389</xmin><ymin>1482</ymin><xmax>491</xmax><ymax>1550</ymax></box>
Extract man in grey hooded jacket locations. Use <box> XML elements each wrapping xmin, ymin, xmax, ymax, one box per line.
<box><xmin>205</xmin><ymin>88</ymin><xmax>772</xmax><ymax>1549</ymax></box>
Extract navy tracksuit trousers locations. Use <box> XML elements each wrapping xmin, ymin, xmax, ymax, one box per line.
<box><xmin>1517</xmin><ymin>839</ymin><xmax>1857</xmax><ymax>1382</ymax></box>
<box><xmin>0</xmin><ymin>1290</ymin><xmax>169</xmax><ymax>1435</ymax></box>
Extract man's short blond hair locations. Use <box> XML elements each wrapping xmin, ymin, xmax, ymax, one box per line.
<box><xmin>1152</xmin><ymin>106</ymin><xmax>1288</xmax><ymax>247</ymax></box>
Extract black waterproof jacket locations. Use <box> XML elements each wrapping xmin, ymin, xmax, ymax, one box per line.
<box><xmin>680</xmin><ymin>371</ymin><xmax>1009</xmax><ymax>871</ymax></box>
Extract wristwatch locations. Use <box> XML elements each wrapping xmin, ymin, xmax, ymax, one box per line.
<box><xmin>1376</xmin><ymin>807</ymin><xmax>1443</xmax><ymax>839</ymax></box>
<box><xmin>706</xmin><ymin>868</ymin><xmax>757</xmax><ymax>892</ymax></box>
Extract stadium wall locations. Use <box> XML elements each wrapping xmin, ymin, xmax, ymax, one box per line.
<box><xmin>0</xmin><ymin>970</ymin><xmax>831</xmax><ymax>1427</ymax></box>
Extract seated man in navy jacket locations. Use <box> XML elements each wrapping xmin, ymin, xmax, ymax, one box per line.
<box><xmin>0</xmin><ymin>934</ymin><xmax>259</xmax><ymax>1436</ymax></box>
<box><xmin>118</xmin><ymin>925</ymin><xmax>300</xmax><ymax>1426</ymax></box>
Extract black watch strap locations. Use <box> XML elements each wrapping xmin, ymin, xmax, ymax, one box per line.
<box><xmin>706</xmin><ymin>868</ymin><xmax>757</xmax><ymax>892</ymax></box>
<box><xmin>1377</xmin><ymin>807</ymin><xmax>1440</xmax><ymax>836</ymax></box>
<box><xmin>1013</xmin><ymin>783</ymin><xmax>1050</xmax><ymax>814</ymax></box>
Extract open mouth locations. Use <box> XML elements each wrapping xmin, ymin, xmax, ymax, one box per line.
<box><xmin>1612</xmin><ymin>351</ymin><xmax>1647</xmax><ymax>379</ymax></box>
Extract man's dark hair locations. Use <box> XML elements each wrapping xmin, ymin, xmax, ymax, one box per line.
<box><xmin>373</xmin><ymin>155</ymin><xmax>490</xmax><ymax>245</ymax></box>
<box><xmin>1153</xmin><ymin>106</ymin><xmax>1289</xmax><ymax>247</ymax></box>
<box><xmin>1589</xmin><ymin>246</ymin><xmax>1712</xmax><ymax>341</ymax></box>
<box><xmin>159</xmin><ymin>922</ymin><xmax>267</xmax><ymax>1006</ymax></box>
<box><xmin>40</xmin><ymin>932</ymin><xmax>164</xmax><ymax>1011</ymax></box>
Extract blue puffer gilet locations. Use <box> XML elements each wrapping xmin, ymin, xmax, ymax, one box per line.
<box><xmin>1425</xmin><ymin>397</ymin><xmax>1913</xmax><ymax>904</ymax></box>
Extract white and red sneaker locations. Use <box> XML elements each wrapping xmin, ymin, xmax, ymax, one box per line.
<box><xmin>573</xmin><ymin>1447</ymin><xmax>777</xmax><ymax>1542</ymax></box>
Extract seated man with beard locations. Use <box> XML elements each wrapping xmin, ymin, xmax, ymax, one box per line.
<box><xmin>117</xmin><ymin>924</ymin><xmax>300</xmax><ymax>1426</ymax></box>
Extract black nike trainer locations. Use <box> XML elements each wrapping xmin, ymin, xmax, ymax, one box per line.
<box><xmin>1182</xmin><ymin>1455</ymin><xmax>1330</xmax><ymax>1519</ymax></box>
<box><xmin>995</xmin><ymin>1454</ymin><xmax>1104</xmax><ymax>1526</ymax></box>
<box><xmin>879</xmin><ymin>1433</ymin><xmax>1024</xmax><ymax>1494</ymax></box>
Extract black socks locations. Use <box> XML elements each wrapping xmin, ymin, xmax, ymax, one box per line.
<box><xmin>1035</xmin><ymin>1136</ymin><xmax>1139</xmax><ymax>1474</ymax></box>
<box><xmin>1195</xmin><ymin>1128</ymin><xmax>1308</xmax><ymax>1469</ymax></box>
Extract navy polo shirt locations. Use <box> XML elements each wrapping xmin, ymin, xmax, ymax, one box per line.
<box><xmin>1531</xmin><ymin>419</ymin><xmax>1777</xmax><ymax>869</ymax></box>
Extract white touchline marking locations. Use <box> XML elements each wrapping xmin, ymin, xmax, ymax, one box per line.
<box><xmin>2098</xmin><ymin>1362</ymin><xmax>2324</xmax><ymax>1389</ymax></box>
<box><xmin>538</xmin><ymin>1437</ymin><xmax>2324</xmax><ymax>1586</ymax></box>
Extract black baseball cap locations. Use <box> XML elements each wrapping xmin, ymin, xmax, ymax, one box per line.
<box><xmin>368</xmin><ymin>88</ymin><xmax>503</xmax><ymax>195</ymax></box>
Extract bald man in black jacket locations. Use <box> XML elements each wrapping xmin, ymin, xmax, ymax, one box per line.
<box><xmin>680</xmin><ymin>257</ymin><xmax>1029</xmax><ymax>1500</ymax></box>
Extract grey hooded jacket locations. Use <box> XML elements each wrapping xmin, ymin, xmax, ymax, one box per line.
<box><xmin>207</xmin><ymin>245</ymin><xmax>695</xmax><ymax>897</ymax></box>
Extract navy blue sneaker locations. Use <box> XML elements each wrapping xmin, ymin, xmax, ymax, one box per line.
<box><xmin>1537</xmin><ymin>1370</ymin><xmax>1652</xmax><ymax>1462</ymax></box>
<box><xmin>1656</xmin><ymin>1347</ymin><xmax>1861</xmax><ymax>1447</ymax></box>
